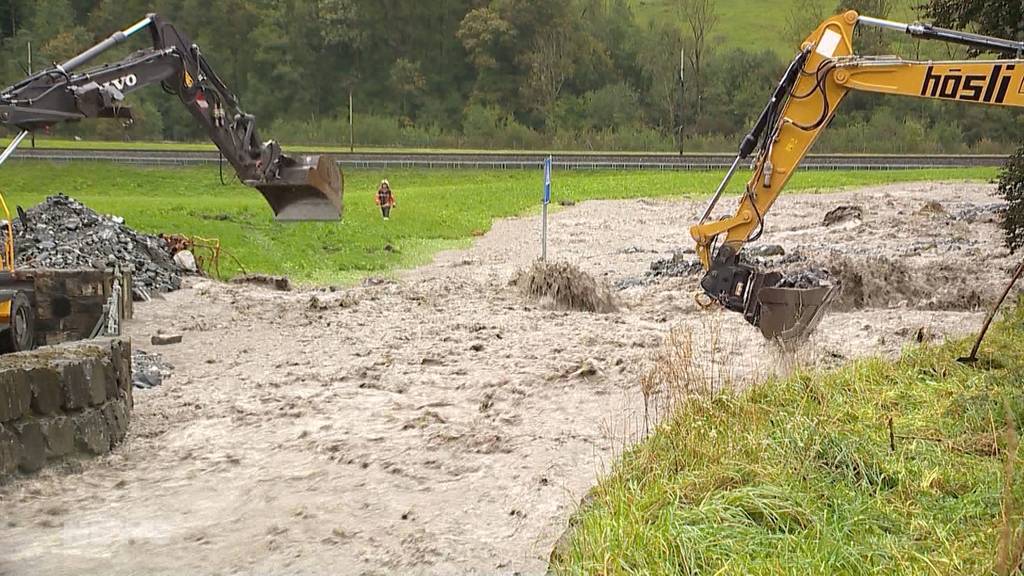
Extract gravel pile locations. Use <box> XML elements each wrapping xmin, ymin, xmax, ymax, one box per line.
<box><xmin>11</xmin><ymin>195</ymin><xmax>183</xmax><ymax>293</ymax></box>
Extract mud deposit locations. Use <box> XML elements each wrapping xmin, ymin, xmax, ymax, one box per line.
<box><xmin>0</xmin><ymin>182</ymin><xmax>1018</xmax><ymax>575</ymax></box>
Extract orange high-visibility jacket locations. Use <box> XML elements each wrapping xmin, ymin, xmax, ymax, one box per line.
<box><xmin>375</xmin><ymin>186</ymin><xmax>395</xmax><ymax>207</ymax></box>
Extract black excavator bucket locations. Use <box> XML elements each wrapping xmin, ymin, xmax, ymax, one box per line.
<box><xmin>755</xmin><ymin>283</ymin><xmax>839</xmax><ymax>344</ymax></box>
<box><xmin>255</xmin><ymin>155</ymin><xmax>344</xmax><ymax>222</ymax></box>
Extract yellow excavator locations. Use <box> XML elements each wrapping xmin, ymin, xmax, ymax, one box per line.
<box><xmin>690</xmin><ymin>11</ymin><xmax>1024</xmax><ymax>343</ymax></box>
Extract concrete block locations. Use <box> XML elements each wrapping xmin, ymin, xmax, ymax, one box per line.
<box><xmin>103</xmin><ymin>399</ymin><xmax>130</xmax><ymax>445</ymax></box>
<box><xmin>0</xmin><ymin>370</ymin><xmax>31</xmax><ymax>423</ymax></box>
<box><xmin>60</xmin><ymin>363</ymin><xmax>91</xmax><ymax>411</ymax></box>
<box><xmin>12</xmin><ymin>420</ymin><xmax>45</xmax><ymax>473</ymax></box>
<box><xmin>110</xmin><ymin>338</ymin><xmax>133</xmax><ymax>397</ymax></box>
<box><xmin>103</xmin><ymin>357</ymin><xmax>119</xmax><ymax>400</ymax></box>
<box><xmin>41</xmin><ymin>416</ymin><xmax>75</xmax><ymax>458</ymax></box>
<box><xmin>84</xmin><ymin>359</ymin><xmax>108</xmax><ymax>407</ymax></box>
<box><xmin>151</xmin><ymin>334</ymin><xmax>183</xmax><ymax>346</ymax></box>
<box><xmin>0</xmin><ymin>424</ymin><xmax>19</xmax><ymax>476</ymax></box>
<box><xmin>28</xmin><ymin>367</ymin><xmax>63</xmax><ymax>416</ymax></box>
<box><xmin>73</xmin><ymin>408</ymin><xmax>110</xmax><ymax>455</ymax></box>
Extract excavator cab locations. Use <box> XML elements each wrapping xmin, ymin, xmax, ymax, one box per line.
<box><xmin>255</xmin><ymin>154</ymin><xmax>344</xmax><ymax>222</ymax></box>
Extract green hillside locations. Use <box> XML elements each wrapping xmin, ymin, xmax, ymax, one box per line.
<box><xmin>634</xmin><ymin>0</ymin><xmax>922</xmax><ymax>55</ymax></box>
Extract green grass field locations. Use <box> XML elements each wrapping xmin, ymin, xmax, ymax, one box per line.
<box><xmin>634</xmin><ymin>0</ymin><xmax>921</xmax><ymax>55</ymax></box>
<box><xmin>552</xmin><ymin>305</ymin><xmax>1024</xmax><ymax>575</ymax></box>
<box><xmin>0</xmin><ymin>162</ymin><xmax>996</xmax><ymax>284</ymax></box>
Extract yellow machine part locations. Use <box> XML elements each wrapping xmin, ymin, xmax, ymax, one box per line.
<box><xmin>686</xmin><ymin>10</ymin><xmax>1024</xmax><ymax>342</ymax></box>
<box><xmin>690</xmin><ymin>10</ymin><xmax>1024</xmax><ymax>267</ymax></box>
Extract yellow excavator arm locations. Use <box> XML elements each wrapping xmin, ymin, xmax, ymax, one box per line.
<box><xmin>691</xmin><ymin>11</ymin><xmax>1024</xmax><ymax>342</ymax></box>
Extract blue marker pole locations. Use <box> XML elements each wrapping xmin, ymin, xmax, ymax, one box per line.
<box><xmin>542</xmin><ymin>156</ymin><xmax>552</xmax><ymax>260</ymax></box>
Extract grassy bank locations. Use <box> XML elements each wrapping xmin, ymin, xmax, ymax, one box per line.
<box><xmin>0</xmin><ymin>162</ymin><xmax>996</xmax><ymax>284</ymax></box>
<box><xmin>552</xmin><ymin>305</ymin><xmax>1024</xmax><ymax>575</ymax></box>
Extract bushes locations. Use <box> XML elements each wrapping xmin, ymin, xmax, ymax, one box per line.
<box><xmin>34</xmin><ymin>85</ymin><xmax>1021</xmax><ymax>155</ymax></box>
<box><xmin>583</xmin><ymin>83</ymin><xmax>643</xmax><ymax>131</ymax></box>
<box><xmin>253</xmin><ymin>102</ymin><xmax>1018</xmax><ymax>154</ymax></box>
<box><xmin>998</xmin><ymin>146</ymin><xmax>1024</xmax><ymax>252</ymax></box>
<box><xmin>462</xmin><ymin>104</ymin><xmax>545</xmax><ymax>149</ymax></box>
<box><xmin>266</xmin><ymin>114</ymin><xmax>460</xmax><ymax>149</ymax></box>
<box><xmin>555</xmin><ymin>126</ymin><xmax>676</xmax><ymax>152</ymax></box>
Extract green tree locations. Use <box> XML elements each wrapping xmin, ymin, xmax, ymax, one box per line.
<box><xmin>390</xmin><ymin>58</ymin><xmax>426</xmax><ymax>122</ymax></box>
<box><xmin>924</xmin><ymin>0</ymin><xmax>1023</xmax><ymax>47</ymax></box>
<box><xmin>1000</xmin><ymin>149</ymin><xmax>1024</xmax><ymax>252</ymax></box>
<box><xmin>584</xmin><ymin>82</ymin><xmax>641</xmax><ymax>130</ymax></box>
<box><xmin>456</xmin><ymin>6</ymin><xmax>517</xmax><ymax>106</ymax></box>
<box><xmin>523</xmin><ymin>28</ymin><xmax>576</xmax><ymax>123</ymax></box>
<box><xmin>925</xmin><ymin>0</ymin><xmax>1024</xmax><ymax>251</ymax></box>
<box><xmin>680</xmin><ymin>0</ymin><xmax>718</xmax><ymax>118</ymax></box>
<box><xmin>784</xmin><ymin>0</ymin><xmax>827</xmax><ymax>47</ymax></box>
<box><xmin>636</xmin><ymin>22</ymin><xmax>685</xmax><ymax>142</ymax></box>
<box><xmin>836</xmin><ymin>0</ymin><xmax>891</xmax><ymax>54</ymax></box>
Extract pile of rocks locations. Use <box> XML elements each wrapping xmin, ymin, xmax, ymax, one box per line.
<box><xmin>131</xmin><ymin>349</ymin><xmax>174</xmax><ymax>390</ymax></box>
<box><xmin>11</xmin><ymin>195</ymin><xmax>183</xmax><ymax>293</ymax></box>
<box><xmin>648</xmin><ymin>252</ymin><xmax>704</xmax><ymax>279</ymax></box>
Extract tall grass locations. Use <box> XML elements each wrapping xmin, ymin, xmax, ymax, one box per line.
<box><xmin>554</xmin><ymin>303</ymin><xmax>1024</xmax><ymax>575</ymax></box>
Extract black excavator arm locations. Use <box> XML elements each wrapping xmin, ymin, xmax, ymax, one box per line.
<box><xmin>0</xmin><ymin>14</ymin><xmax>342</xmax><ymax>221</ymax></box>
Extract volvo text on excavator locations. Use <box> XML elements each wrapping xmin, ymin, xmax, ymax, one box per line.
<box><xmin>690</xmin><ymin>11</ymin><xmax>1024</xmax><ymax>343</ymax></box>
<box><xmin>0</xmin><ymin>14</ymin><xmax>343</xmax><ymax>221</ymax></box>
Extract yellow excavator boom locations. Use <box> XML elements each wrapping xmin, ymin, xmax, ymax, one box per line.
<box><xmin>690</xmin><ymin>11</ymin><xmax>1024</xmax><ymax>342</ymax></box>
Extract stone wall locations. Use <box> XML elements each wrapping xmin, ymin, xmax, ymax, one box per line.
<box><xmin>0</xmin><ymin>338</ymin><xmax>132</xmax><ymax>477</ymax></box>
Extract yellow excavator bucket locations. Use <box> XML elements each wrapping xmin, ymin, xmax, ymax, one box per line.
<box><xmin>255</xmin><ymin>155</ymin><xmax>344</xmax><ymax>222</ymax></box>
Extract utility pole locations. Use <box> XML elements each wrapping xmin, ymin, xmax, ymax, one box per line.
<box><xmin>348</xmin><ymin>89</ymin><xmax>354</xmax><ymax>153</ymax></box>
<box><xmin>541</xmin><ymin>156</ymin><xmax>552</xmax><ymax>261</ymax></box>
<box><xmin>28</xmin><ymin>41</ymin><xmax>34</xmax><ymax>148</ymax></box>
<box><xmin>678</xmin><ymin>47</ymin><xmax>685</xmax><ymax>156</ymax></box>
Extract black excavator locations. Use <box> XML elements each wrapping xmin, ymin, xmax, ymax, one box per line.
<box><xmin>0</xmin><ymin>13</ymin><xmax>343</xmax><ymax>221</ymax></box>
<box><xmin>0</xmin><ymin>14</ymin><xmax>344</xmax><ymax>353</ymax></box>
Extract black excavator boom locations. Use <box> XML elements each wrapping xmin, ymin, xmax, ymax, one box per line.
<box><xmin>0</xmin><ymin>14</ymin><xmax>342</xmax><ymax>221</ymax></box>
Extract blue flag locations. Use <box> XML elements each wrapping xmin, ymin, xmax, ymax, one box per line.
<box><xmin>543</xmin><ymin>156</ymin><xmax>552</xmax><ymax>205</ymax></box>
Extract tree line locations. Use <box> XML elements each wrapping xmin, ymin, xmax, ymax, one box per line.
<box><xmin>0</xmin><ymin>0</ymin><xmax>1021</xmax><ymax>154</ymax></box>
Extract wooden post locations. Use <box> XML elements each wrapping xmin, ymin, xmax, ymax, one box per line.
<box><xmin>28</xmin><ymin>42</ymin><xmax>34</xmax><ymax>149</ymax></box>
<box><xmin>678</xmin><ymin>47</ymin><xmax>685</xmax><ymax>156</ymax></box>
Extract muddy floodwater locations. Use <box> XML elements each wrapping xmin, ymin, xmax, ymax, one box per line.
<box><xmin>0</xmin><ymin>182</ymin><xmax>1017</xmax><ymax>575</ymax></box>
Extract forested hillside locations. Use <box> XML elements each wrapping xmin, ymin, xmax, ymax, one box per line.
<box><xmin>1</xmin><ymin>0</ymin><xmax>1021</xmax><ymax>152</ymax></box>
